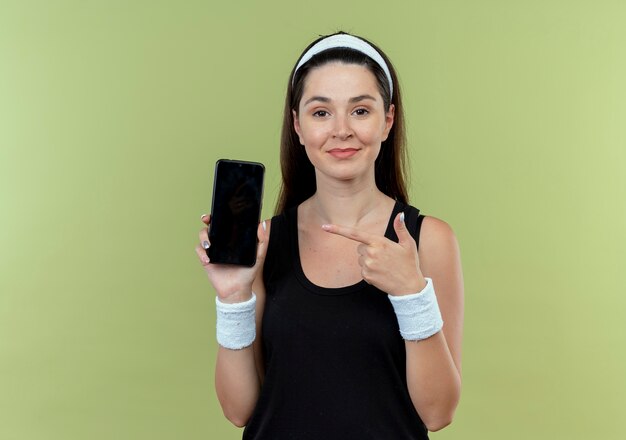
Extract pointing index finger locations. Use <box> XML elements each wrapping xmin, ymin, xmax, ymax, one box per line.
<box><xmin>321</xmin><ymin>224</ymin><xmax>376</xmax><ymax>245</ymax></box>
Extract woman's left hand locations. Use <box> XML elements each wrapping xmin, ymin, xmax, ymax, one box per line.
<box><xmin>321</xmin><ymin>212</ymin><xmax>427</xmax><ymax>296</ymax></box>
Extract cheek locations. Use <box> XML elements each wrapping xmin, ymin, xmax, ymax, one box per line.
<box><xmin>300</xmin><ymin>125</ymin><xmax>329</xmax><ymax>145</ymax></box>
<box><xmin>359</xmin><ymin>124</ymin><xmax>385</xmax><ymax>142</ymax></box>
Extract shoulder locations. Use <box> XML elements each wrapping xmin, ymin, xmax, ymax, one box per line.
<box><xmin>267</xmin><ymin>210</ymin><xmax>289</xmax><ymax>239</ymax></box>
<box><xmin>420</xmin><ymin>216</ymin><xmax>458</xmax><ymax>248</ymax></box>
<box><xmin>418</xmin><ymin>216</ymin><xmax>462</xmax><ymax>276</ymax></box>
<box><xmin>261</xmin><ymin>212</ymin><xmax>290</xmax><ymax>282</ymax></box>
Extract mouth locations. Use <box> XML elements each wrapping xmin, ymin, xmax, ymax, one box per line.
<box><xmin>327</xmin><ymin>148</ymin><xmax>360</xmax><ymax>159</ymax></box>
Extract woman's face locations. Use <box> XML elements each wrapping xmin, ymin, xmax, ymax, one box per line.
<box><xmin>293</xmin><ymin>62</ymin><xmax>394</xmax><ymax>185</ymax></box>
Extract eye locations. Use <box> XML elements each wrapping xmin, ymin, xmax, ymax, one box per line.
<box><xmin>353</xmin><ymin>108</ymin><xmax>369</xmax><ymax>116</ymax></box>
<box><xmin>313</xmin><ymin>110</ymin><xmax>329</xmax><ymax>117</ymax></box>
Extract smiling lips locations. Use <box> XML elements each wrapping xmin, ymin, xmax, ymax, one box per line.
<box><xmin>328</xmin><ymin>148</ymin><xmax>360</xmax><ymax>159</ymax></box>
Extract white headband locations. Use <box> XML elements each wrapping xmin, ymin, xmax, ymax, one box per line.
<box><xmin>293</xmin><ymin>34</ymin><xmax>394</xmax><ymax>98</ymax></box>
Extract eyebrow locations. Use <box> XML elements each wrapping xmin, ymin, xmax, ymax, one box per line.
<box><xmin>303</xmin><ymin>94</ymin><xmax>378</xmax><ymax>106</ymax></box>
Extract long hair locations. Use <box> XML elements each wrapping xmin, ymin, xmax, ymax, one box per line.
<box><xmin>275</xmin><ymin>31</ymin><xmax>409</xmax><ymax>214</ymax></box>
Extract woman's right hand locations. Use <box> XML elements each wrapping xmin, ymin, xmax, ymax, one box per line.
<box><xmin>195</xmin><ymin>214</ymin><xmax>269</xmax><ymax>304</ymax></box>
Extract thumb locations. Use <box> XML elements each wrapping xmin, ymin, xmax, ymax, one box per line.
<box><xmin>393</xmin><ymin>212</ymin><xmax>414</xmax><ymax>247</ymax></box>
<box><xmin>255</xmin><ymin>220</ymin><xmax>270</xmax><ymax>265</ymax></box>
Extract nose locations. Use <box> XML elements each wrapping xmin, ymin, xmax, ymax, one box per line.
<box><xmin>332</xmin><ymin>114</ymin><xmax>353</xmax><ymax>140</ymax></box>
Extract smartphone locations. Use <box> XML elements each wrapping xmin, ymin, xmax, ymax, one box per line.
<box><xmin>208</xmin><ymin>159</ymin><xmax>265</xmax><ymax>266</ymax></box>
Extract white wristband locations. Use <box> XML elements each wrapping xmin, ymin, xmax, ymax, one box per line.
<box><xmin>388</xmin><ymin>278</ymin><xmax>443</xmax><ymax>341</ymax></box>
<box><xmin>215</xmin><ymin>293</ymin><xmax>256</xmax><ymax>350</ymax></box>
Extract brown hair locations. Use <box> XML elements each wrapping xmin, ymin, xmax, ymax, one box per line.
<box><xmin>274</xmin><ymin>31</ymin><xmax>409</xmax><ymax>214</ymax></box>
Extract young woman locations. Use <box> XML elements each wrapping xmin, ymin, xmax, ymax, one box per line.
<box><xmin>196</xmin><ymin>32</ymin><xmax>464</xmax><ymax>439</ymax></box>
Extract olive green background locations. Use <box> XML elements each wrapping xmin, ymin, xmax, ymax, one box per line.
<box><xmin>1</xmin><ymin>1</ymin><xmax>625</xmax><ymax>439</ymax></box>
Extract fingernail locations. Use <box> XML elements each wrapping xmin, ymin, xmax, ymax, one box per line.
<box><xmin>201</xmin><ymin>214</ymin><xmax>208</xmax><ymax>220</ymax></box>
<box><xmin>321</xmin><ymin>224</ymin><xmax>331</xmax><ymax>231</ymax></box>
<box><xmin>202</xmin><ymin>241</ymin><xmax>210</xmax><ymax>249</ymax></box>
<box><xmin>400</xmin><ymin>212</ymin><xmax>405</xmax><ymax>223</ymax></box>
<box><xmin>262</xmin><ymin>220</ymin><xmax>267</xmax><ymax>232</ymax></box>
<box><xmin>203</xmin><ymin>256</ymin><xmax>210</xmax><ymax>264</ymax></box>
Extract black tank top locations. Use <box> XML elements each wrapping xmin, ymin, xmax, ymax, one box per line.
<box><xmin>242</xmin><ymin>201</ymin><xmax>428</xmax><ymax>440</ymax></box>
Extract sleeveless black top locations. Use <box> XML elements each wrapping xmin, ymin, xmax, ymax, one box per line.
<box><xmin>242</xmin><ymin>201</ymin><xmax>429</xmax><ymax>439</ymax></box>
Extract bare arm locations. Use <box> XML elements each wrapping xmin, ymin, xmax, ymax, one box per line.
<box><xmin>196</xmin><ymin>216</ymin><xmax>271</xmax><ymax>427</ymax></box>
<box><xmin>214</xmin><ymin>275</ymin><xmax>266</xmax><ymax>427</ymax></box>
<box><xmin>404</xmin><ymin>216</ymin><xmax>464</xmax><ymax>431</ymax></box>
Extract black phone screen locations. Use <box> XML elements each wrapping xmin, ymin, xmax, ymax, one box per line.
<box><xmin>208</xmin><ymin>159</ymin><xmax>265</xmax><ymax>266</ymax></box>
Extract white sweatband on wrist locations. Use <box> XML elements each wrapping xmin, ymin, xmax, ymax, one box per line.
<box><xmin>215</xmin><ymin>293</ymin><xmax>256</xmax><ymax>350</ymax></box>
<box><xmin>388</xmin><ymin>278</ymin><xmax>443</xmax><ymax>341</ymax></box>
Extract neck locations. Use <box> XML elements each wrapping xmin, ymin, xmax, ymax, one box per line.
<box><xmin>309</xmin><ymin>178</ymin><xmax>387</xmax><ymax>227</ymax></box>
